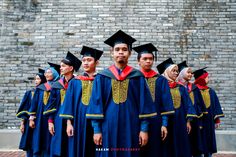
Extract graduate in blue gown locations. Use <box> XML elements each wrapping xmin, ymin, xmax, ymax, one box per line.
<box><xmin>157</xmin><ymin>58</ymin><xmax>197</xmax><ymax>157</ymax></box>
<box><xmin>86</xmin><ymin>30</ymin><xmax>157</xmax><ymax>157</ymax></box>
<box><xmin>59</xmin><ymin>46</ymin><xmax>103</xmax><ymax>157</ymax></box>
<box><xmin>29</xmin><ymin>63</ymin><xmax>60</xmax><ymax>157</ymax></box>
<box><xmin>193</xmin><ymin>67</ymin><xmax>224</xmax><ymax>157</ymax></box>
<box><xmin>177</xmin><ymin>61</ymin><xmax>208</xmax><ymax>157</ymax></box>
<box><xmin>133</xmin><ymin>43</ymin><xmax>175</xmax><ymax>157</ymax></box>
<box><xmin>17</xmin><ymin>68</ymin><xmax>46</xmax><ymax>157</ymax></box>
<box><xmin>43</xmin><ymin>52</ymin><xmax>82</xmax><ymax>157</ymax></box>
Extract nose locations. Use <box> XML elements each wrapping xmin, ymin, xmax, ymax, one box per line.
<box><xmin>118</xmin><ymin>50</ymin><xmax>124</xmax><ymax>54</ymax></box>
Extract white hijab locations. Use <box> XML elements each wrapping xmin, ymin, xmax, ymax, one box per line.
<box><xmin>177</xmin><ymin>67</ymin><xmax>190</xmax><ymax>85</ymax></box>
<box><xmin>162</xmin><ymin>64</ymin><xmax>178</xmax><ymax>82</ymax></box>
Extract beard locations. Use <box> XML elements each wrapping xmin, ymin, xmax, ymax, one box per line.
<box><xmin>118</xmin><ymin>60</ymin><xmax>125</xmax><ymax>64</ymax></box>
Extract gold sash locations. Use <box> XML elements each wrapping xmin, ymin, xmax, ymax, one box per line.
<box><xmin>43</xmin><ymin>91</ymin><xmax>50</xmax><ymax>105</ymax></box>
<box><xmin>200</xmin><ymin>89</ymin><xmax>211</xmax><ymax>108</ymax></box>
<box><xmin>189</xmin><ymin>91</ymin><xmax>195</xmax><ymax>105</ymax></box>
<box><xmin>60</xmin><ymin>89</ymin><xmax>66</xmax><ymax>104</ymax></box>
<box><xmin>170</xmin><ymin>87</ymin><xmax>181</xmax><ymax>109</ymax></box>
<box><xmin>147</xmin><ymin>77</ymin><xmax>157</xmax><ymax>102</ymax></box>
<box><xmin>82</xmin><ymin>80</ymin><xmax>93</xmax><ymax>105</ymax></box>
<box><xmin>112</xmin><ymin>79</ymin><xmax>129</xmax><ymax>104</ymax></box>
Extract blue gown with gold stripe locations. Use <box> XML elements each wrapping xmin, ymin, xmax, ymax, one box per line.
<box><xmin>16</xmin><ymin>89</ymin><xmax>34</xmax><ymax>156</ymax></box>
<box><xmin>162</xmin><ymin>84</ymin><xmax>196</xmax><ymax>157</ymax></box>
<box><xmin>140</xmin><ymin>72</ymin><xmax>174</xmax><ymax>157</ymax></box>
<box><xmin>44</xmin><ymin>77</ymin><xmax>71</xmax><ymax>157</ymax></box>
<box><xmin>86</xmin><ymin>65</ymin><xmax>157</xmax><ymax>157</ymax></box>
<box><xmin>187</xmin><ymin>83</ymin><xmax>207</xmax><ymax>156</ymax></box>
<box><xmin>59</xmin><ymin>76</ymin><xmax>95</xmax><ymax>157</ymax></box>
<box><xmin>200</xmin><ymin>87</ymin><xmax>224</xmax><ymax>154</ymax></box>
<box><xmin>28</xmin><ymin>83</ymin><xmax>52</xmax><ymax>156</ymax></box>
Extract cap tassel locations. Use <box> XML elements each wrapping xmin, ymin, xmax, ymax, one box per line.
<box><xmin>154</xmin><ymin>51</ymin><xmax>157</xmax><ymax>61</ymax></box>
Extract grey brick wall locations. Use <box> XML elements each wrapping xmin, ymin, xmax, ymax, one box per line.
<box><xmin>0</xmin><ymin>0</ymin><xmax>235</xmax><ymax>129</ymax></box>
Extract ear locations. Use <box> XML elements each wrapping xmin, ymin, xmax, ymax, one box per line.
<box><xmin>110</xmin><ymin>49</ymin><xmax>114</xmax><ymax>57</ymax></box>
<box><xmin>70</xmin><ymin>66</ymin><xmax>74</xmax><ymax>72</ymax></box>
<box><xmin>95</xmin><ymin>60</ymin><xmax>99</xmax><ymax>66</ymax></box>
<box><xmin>128</xmin><ymin>50</ymin><xmax>131</xmax><ymax>57</ymax></box>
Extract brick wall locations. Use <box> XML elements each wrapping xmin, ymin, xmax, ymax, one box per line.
<box><xmin>0</xmin><ymin>0</ymin><xmax>235</xmax><ymax>129</ymax></box>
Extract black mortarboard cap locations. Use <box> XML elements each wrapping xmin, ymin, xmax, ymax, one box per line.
<box><xmin>156</xmin><ymin>58</ymin><xmax>175</xmax><ymax>74</ymax></box>
<box><xmin>37</xmin><ymin>68</ymin><xmax>46</xmax><ymax>83</ymax></box>
<box><xmin>80</xmin><ymin>46</ymin><xmax>103</xmax><ymax>61</ymax></box>
<box><xmin>193</xmin><ymin>67</ymin><xmax>208</xmax><ymax>79</ymax></box>
<box><xmin>38</xmin><ymin>68</ymin><xmax>45</xmax><ymax>75</ymax></box>
<box><xmin>104</xmin><ymin>30</ymin><xmax>136</xmax><ymax>50</ymax></box>
<box><xmin>133</xmin><ymin>43</ymin><xmax>158</xmax><ymax>61</ymax></box>
<box><xmin>177</xmin><ymin>61</ymin><xmax>188</xmax><ymax>72</ymax></box>
<box><xmin>48</xmin><ymin>62</ymin><xmax>60</xmax><ymax>75</ymax></box>
<box><xmin>64</xmin><ymin>51</ymin><xmax>82</xmax><ymax>72</ymax></box>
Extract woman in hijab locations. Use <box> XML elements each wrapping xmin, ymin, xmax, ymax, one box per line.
<box><xmin>28</xmin><ymin>63</ymin><xmax>60</xmax><ymax>157</ymax></box>
<box><xmin>177</xmin><ymin>61</ymin><xmax>207</xmax><ymax>157</ymax></box>
<box><xmin>17</xmin><ymin>68</ymin><xmax>46</xmax><ymax>157</ymax></box>
<box><xmin>193</xmin><ymin>67</ymin><xmax>224</xmax><ymax>157</ymax></box>
<box><xmin>157</xmin><ymin>58</ymin><xmax>196</xmax><ymax>157</ymax></box>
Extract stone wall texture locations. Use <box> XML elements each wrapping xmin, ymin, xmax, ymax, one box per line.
<box><xmin>0</xmin><ymin>0</ymin><xmax>235</xmax><ymax>129</ymax></box>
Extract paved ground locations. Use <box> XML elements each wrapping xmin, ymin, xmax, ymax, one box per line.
<box><xmin>0</xmin><ymin>151</ymin><xmax>235</xmax><ymax>157</ymax></box>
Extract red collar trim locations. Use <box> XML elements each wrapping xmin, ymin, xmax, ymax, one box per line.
<box><xmin>58</xmin><ymin>78</ymin><xmax>66</xmax><ymax>89</ymax></box>
<box><xmin>140</xmin><ymin>69</ymin><xmax>158</xmax><ymax>78</ymax></box>
<box><xmin>76</xmin><ymin>75</ymin><xmax>94</xmax><ymax>81</ymax></box>
<box><xmin>109</xmin><ymin>65</ymin><xmax>133</xmax><ymax>81</ymax></box>
<box><xmin>168</xmin><ymin>81</ymin><xmax>177</xmax><ymax>88</ymax></box>
<box><xmin>44</xmin><ymin>82</ymin><xmax>51</xmax><ymax>91</ymax></box>
<box><xmin>187</xmin><ymin>82</ymin><xmax>193</xmax><ymax>92</ymax></box>
<box><xmin>195</xmin><ymin>84</ymin><xmax>209</xmax><ymax>90</ymax></box>
<box><xmin>177</xmin><ymin>82</ymin><xmax>193</xmax><ymax>92</ymax></box>
<box><xmin>177</xmin><ymin>81</ymin><xmax>185</xmax><ymax>86</ymax></box>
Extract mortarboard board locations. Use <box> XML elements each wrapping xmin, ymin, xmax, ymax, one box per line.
<box><xmin>104</xmin><ymin>30</ymin><xmax>136</xmax><ymax>50</ymax></box>
<box><xmin>156</xmin><ymin>58</ymin><xmax>175</xmax><ymax>74</ymax></box>
<box><xmin>63</xmin><ymin>51</ymin><xmax>82</xmax><ymax>72</ymax></box>
<box><xmin>177</xmin><ymin>61</ymin><xmax>188</xmax><ymax>72</ymax></box>
<box><xmin>133</xmin><ymin>43</ymin><xmax>158</xmax><ymax>61</ymax></box>
<box><xmin>80</xmin><ymin>46</ymin><xmax>104</xmax><ymax>61</ymax></box>
<box><xmin>38</xmin><ymin>68</ymin><xmax>45</xmax><ymax>75</ymax></box>
<box><xmin>48</xmin><ymin>62</ymin><xmax>61</xmax><ymax>75</ymax></box>
<box><xmin>193</xmin><ymin>67</ymin><xmax>208</xmax><ymax>79</ymax></box>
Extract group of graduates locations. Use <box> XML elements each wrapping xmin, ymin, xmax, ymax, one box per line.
<box><xmin>16</xmin><ymin>30</ymin><xmax>224</xmax><ymax>157</ymax></box>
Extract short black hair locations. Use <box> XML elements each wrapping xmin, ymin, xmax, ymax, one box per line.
<box><xmin>137</xmin><ymin>53</ymin><xmax>154</xmax><ymax>61</ymax></box>
<box><xmin>61</xmin><ymin>59</ymin><xmax>74</xmax><ymax>71</ymax></box>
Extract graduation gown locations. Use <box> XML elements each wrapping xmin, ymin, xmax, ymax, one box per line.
<box><xmin>86</xmin><ymin>65</ymin><xmax>157</xmax><ymax>157</ymax></box>
<box><xmin>184</xmin><ymin>83</ymin><xmax>208</xmax><ymax>156</ymax></box>
<box><xmin>199</xmin><ymin>87</ymin><xmax>224</xmax><ymax>154</ymax></box>
<box><xmin>29</xmin><ymin>83</ymin><xmax>52</xmax><ymax>156</ymax></box>
<box><xmin>59</xmin><ymin>76</ymin><xmax>95</xmax><ymax>157</ymax></box>
<box><xmin>139</xmin><ymin>70</ymin><xmax>174</xmax><ymax>157</ymax></box>
<box><xmin>44</xmin><ymin>77</ymin><xmax>72</xmax><ymax>157</ymax></box>
<box><xmin>16</xmin><ymin>89</ymin><xmax>34</xmax><ymax>155</ymax></box>
<box><xmin>162</xmin><ymin>84</ymin><xmax>197</xmax><ymax>157</ymax></box>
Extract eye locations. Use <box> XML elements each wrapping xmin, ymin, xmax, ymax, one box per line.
<box><xmin>115</xmin><ymin>48</ymin><xmax>119</xmax><ymax>51</ymax></box>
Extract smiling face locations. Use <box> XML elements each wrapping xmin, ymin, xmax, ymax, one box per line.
<box><xmin>44</xmin><ymin>69</ymin><xmax>54</xmax><ymax>81</ymax></box>
<box><xmin>138</xmin><ymin>53</ymin><xmax>154</xmax><ymax>71</ymax></box>
<box><xmin>168</xmin><ymin>66</ymin><xmax>179</xmax><ymax>81</ymax></box>
<box><xmin>183</xmin><ymin>68</ymin><xmax>193</xmax><ymax>81</ymax></box>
